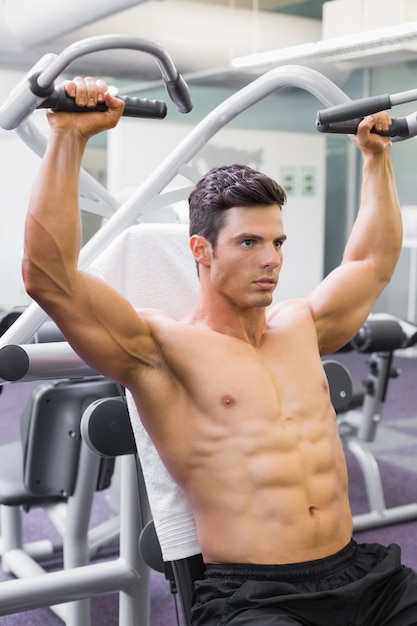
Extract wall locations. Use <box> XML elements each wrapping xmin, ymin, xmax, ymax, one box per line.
<box><xmin>0</xmin><ymin>70</ymin><xmax>36</xmax><ymax>310</ymax></box>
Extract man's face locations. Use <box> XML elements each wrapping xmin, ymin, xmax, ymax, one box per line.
<box><xmin>209</xmin><ymin>204</ymin><xmax>286</xmax><ymax>309</ymax></box>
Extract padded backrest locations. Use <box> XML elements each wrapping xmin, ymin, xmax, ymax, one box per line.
<box><xmin>21</xmin><ymin>377</ymin><xmax>120</xmax><ymax>497</ymax></box>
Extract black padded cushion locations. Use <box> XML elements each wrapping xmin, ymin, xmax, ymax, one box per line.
<box><xmin>81</xmin><ymin>397</ymin><xmax>135</xmax><ymax>458</ymax></box>
<box><xmin>0</xmin><ymin>442</ymin><xmax>64</xmax><ymax>506</ymax></box>
<box><xmin>21</xmin><ymin>378</ymin><xmax>119</xmax><ymax>497</ymax></box>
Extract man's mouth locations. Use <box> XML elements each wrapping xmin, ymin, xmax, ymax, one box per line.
<box><xmin>254</xmin><ymin>278</ymin><xmax>276</xmax><ymax>289</ymax></box>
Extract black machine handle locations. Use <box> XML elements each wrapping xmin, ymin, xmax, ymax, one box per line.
<box><xmin>38</xmin><ymin>86</ymin><xmax>168</xmax><ymax>120</ymax></box>
<box><xmin>316</xmin><ymin>91</ymin><xmax>417</xmax><ymax>138</ymax></box>
<box><xmin>316</xmin><ymin>116</ymin><xmax>410</xmax><ymax>137</ymax></box>
<box><xmin>317</xmin><ymin>94</ymin><xmax>393</xmax><ymax>126</ymax></box>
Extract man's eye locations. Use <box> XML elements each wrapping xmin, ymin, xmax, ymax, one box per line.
<box><xmin>240</xmin><ymin>240</ymin><xmax>253</xmax><ymax>248</ymax></box>
<box><xmin>274</xmin><ymin>240</ymin><xmax>284</xmax><ymax>249</ymax></box>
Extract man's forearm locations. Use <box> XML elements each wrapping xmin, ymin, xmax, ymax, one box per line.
<box><xmin>22</xmin><ymin>131</ymin><xmax>87</xmax><ymax>299</ymax></box>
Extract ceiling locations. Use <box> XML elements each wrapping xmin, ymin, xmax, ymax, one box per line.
<box><xmin>0</xmin><ymin>0</ymin><xmax>327</xmax><ymax>91</ymax></box>
<box><xmin>0</xmin><ymin>0</ymin><xmax>416</xmax><ymax>93</ymax></box>
<box><xmin>188</xmin><ymin>0</ymin><xmax>325</xmax><ymax>16</ymax></box>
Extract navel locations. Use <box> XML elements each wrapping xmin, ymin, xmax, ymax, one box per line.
<box><xmin>221</xmin><ymin>394</ymin><xmax>237</xmax><ymax>408</ymax></box>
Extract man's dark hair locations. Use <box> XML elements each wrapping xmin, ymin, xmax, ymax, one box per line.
<box><xmin>189</xmin><ymin>164</ymin><xmax>287</xmax><ymax>251</ymax></box>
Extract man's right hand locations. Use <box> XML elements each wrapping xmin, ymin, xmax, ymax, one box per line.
<box><xmin>350</xmin><ymin>112</ymin><xmax>392</xmax><ymax>156</ymax></box>
<box><xmin>47</xmin><ymin>76</ymin><xmax>125</xmax><ymax>139</ymax></box>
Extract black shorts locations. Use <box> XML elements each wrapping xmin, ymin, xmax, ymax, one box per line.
<box><xmin>191</xmin><ymin>540</ymin><xmax>417</xmax><ymax>625</ymax></box>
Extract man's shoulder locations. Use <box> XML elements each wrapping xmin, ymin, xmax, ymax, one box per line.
<box><xmin>267</xmin><ymin>297</ymin><xmax>311</xmax><ymax>323</ymax></box>
<box><xmin>137</xmin><ymin>307</ymin><xmax>197</xmax><ymax>339</ymax></box>
<box><xmin>136</xmin><ymin>306</ymin><xmax>177</xmax><ymax>321</ymax></box>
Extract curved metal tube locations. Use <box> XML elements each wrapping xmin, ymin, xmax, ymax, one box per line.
<box><xmin>37</xmin><ymin>35</ymin><xmax>180</xmax><ymax>87</ymax></box>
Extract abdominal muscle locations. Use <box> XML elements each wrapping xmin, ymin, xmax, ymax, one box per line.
<box><xmin>140</xmin><ymin>309</ymin><xmax>354</xmax><ymax>566</ymax></box>
<box><xmin>180</xmin><ymin>403</ymin><xmax>353</xmax><ymax>565</ymax></box>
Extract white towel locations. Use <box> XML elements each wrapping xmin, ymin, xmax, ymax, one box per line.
<box><xmin>88</xmin><ymin>222</ymin><xmax>201</xmax><ymax>561</ymax></box>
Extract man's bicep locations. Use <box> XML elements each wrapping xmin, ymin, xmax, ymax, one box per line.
<box><xmin>43</xmin><ymin>271</ymin><xmax>158</xmax><ymax>384</ymax></box>
<box><xmin>308</xmin><ymin>261</ymin><xmax>384</xmax><ymax>354</ymax></box>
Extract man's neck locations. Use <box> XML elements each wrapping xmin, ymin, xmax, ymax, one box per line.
<box><xmin>186</xmin><ymin>291</ymin><xmax>268</xmax><ymax>346</ymax></box>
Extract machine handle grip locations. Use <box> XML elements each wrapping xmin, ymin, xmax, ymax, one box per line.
<box><xmin>165</xmin><ymin>75</ymin><xmax>193</xmax><ymax>113</ymax></box>
<box><xmin>316</xmin><ymin>94</ymin><xmax>392</xmax><ymax>126</ymax></box>
<box><xmin>38</xmin><ymin>87</ymin><xmax>167</xmax><ymax>119</ymax></box>
<box><xmin>316</xmin><ymin>116</ymin><xmax>410</xmax><ymax>137</ymax></box>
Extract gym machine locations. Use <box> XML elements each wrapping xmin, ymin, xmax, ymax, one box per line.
<box><xmin>339</xmin><ymin>315</ymin><xmax>417</xmax><ymax>531</ymax></box>
<box><xmin>1</xmin><ymin>31</ymin><xmax>417</xmax><ymax>623</ymax></box>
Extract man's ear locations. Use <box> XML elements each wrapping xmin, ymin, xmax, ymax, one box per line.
<box><xmin>190</xmin><ymin>235</ymin><xmax>212</xmax><ymax>267</ymax></box>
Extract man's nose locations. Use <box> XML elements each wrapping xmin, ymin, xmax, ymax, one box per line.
<box><xmin>260</xmin><ymin>244</ymin><xmax>281</xmax><ymax>268</ymax></box>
